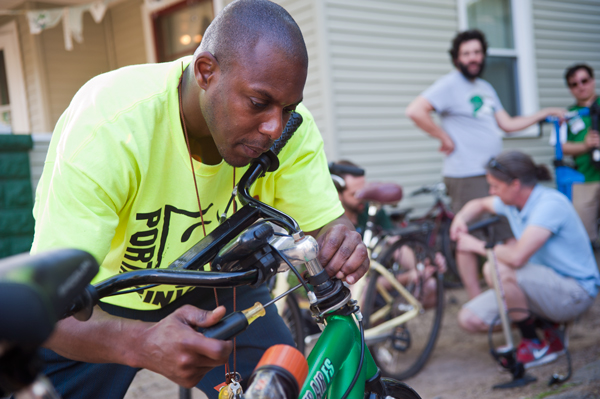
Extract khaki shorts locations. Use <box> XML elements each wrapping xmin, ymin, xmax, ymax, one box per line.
<box><xmin>572</xmin><ymin>181</ymin><xmax>600</xmax><ymax>241</ymax></box>
<box><xmin>444</xmin><ymin>175</ymin><xmax>513</xmax><ymax>243</ymax></box>
<box><xmin>464</xmin><ymin>263</ymin><xmax>595</xmax><ymax>325</ymax></box>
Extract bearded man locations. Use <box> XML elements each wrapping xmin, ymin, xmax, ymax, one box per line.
<box><xmin>405</xmin><ymin>29</ymin><xmax>564</xmax><ymax>299</ymax></box>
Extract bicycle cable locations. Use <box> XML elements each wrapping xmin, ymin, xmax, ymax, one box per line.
<box><xmin>270</xmin><ymin>246</ymin><xmax>311</xmax><ymax>293</ymax></box>
<box><xmin>103</xmin><ymin>284</ymin><xmax>159</xmax><ymax>296</ymax></box>
<box><xmin>340</xmin><ymin>314</ymin><xmax>365</xmax><ymax>399</ymax></box>
<box><xmin>260</xmin><ymin>218</ymin><xmax>299</xmax><ymax>234</ymax></box>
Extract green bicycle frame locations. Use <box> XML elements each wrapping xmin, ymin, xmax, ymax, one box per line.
<box><xmin>299</xmin><ymin>313</ymin><xmax>379</xmax><ymax>399</ymax></box>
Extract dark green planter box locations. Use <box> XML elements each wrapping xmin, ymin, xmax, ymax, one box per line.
<box><xmin>0</xmin><ymin>134</ymin><xmax>34</xmax><ymax>258</ymax></box>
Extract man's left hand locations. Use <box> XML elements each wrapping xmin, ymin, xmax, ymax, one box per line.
<box><xmin>308</xmin><ymin>216</ymin><xmax>369</xmax><ymax>284</ymax></box>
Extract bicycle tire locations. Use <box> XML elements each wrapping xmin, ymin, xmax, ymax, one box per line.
<box><xmin>365</xmin><ymin>378</ymin><xmax>422</xmax><ymax>399</ymax></box>
<box><xmin>280</xmin><ymin>293</ymin><xmax>306</xmax><ymax>354</ymax></box>
<box><xmin>362</xmin><ymin>237</ymin><xmax>444</xmax><ymax>381</ymax></box>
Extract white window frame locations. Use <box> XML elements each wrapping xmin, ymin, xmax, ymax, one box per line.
<box><xmin>457</xmin><ymin>0</ymin><xmax>540</xmax><ymax>137</ymax></box>
<box><xmin>141</xmin><ymin>0</ymin><xmax>226</xmax><ymax>64</ymax></box>
<box><xmin>0</xmin><ymin>21</ymin><xmax>30</xmax><ymax>134</ymax></box>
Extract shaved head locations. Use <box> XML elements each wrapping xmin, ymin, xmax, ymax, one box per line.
<box><xmin>197</xmin><ymin>0</ymin><xmax>308</xmax><ymax>73</ymax></box>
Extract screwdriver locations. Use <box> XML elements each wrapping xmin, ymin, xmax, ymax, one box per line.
<box><xmin>201</xmin><ymin>283</ymin><xmax>302</xmax><ymax>340</ymax></box>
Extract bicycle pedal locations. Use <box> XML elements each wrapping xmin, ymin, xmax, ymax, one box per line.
<box><xmin>391</xmin><ymin>327</ymin><xmax>411</xmax><ymax>352</ymax></box>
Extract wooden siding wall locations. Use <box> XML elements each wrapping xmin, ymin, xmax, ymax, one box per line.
<box><xmin>502</xmin><ymin>0</ymin><xmax>600</xmax><ymax>173</ymax></box>
<box><xmin>110</xmin><ymin>0</ymin><xmax>147</xmax><ymax>69</ymax></box>
<box><xmin>322</xmin><ymin>0</ymin><xmax>459</xmax><ymax>213</ymax></box>
<box><xmin>273</xmin><ymin>0</ymin><xmax>333</xmax><ymax>153</ymax></box>
<box><xmin>40</xmin><ymin>11</ymin><xmax>112</xmax><ymax>126</ymax></box>
<box><xmin>8</xmin><ymin>0</ymin><xmax>146</xmax><ymax>133</ymax></box>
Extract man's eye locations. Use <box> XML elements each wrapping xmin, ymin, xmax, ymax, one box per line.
<box><xmin>284</xmin><ymin>107</ymin><xmax>295</xmax><ymax>114</ymax></box>
<box><xmin>251</xmin><ymin>100</ymin><xmax>267</xmax><ymax>109</ymax></box>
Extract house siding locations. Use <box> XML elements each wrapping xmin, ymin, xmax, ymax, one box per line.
<box><xmin>502</xmin><ymin>0</ymin><xmax>600</xmax><ymax>173</ymax></box>
<box><xmin>272</xmin><ymin>0</ymin><xmax>334</xmax><ymax>155</ymax></box>
<box><xmin>323</xmin><ymin>0</ymin><xmax>458</xmax><ymax>213</ymax></box>
<box><xmin>110</xmin><ymin>0</ymin><xmax>147</xmax><ymax>69</ymax></box>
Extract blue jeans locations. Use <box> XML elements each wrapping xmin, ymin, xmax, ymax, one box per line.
<box><xmin>38</xmin><ymin>284</ymin><xmax>294</xmax><ymax>399</ymax></box>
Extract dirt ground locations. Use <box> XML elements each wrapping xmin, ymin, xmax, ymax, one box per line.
<box><xmin>125</xmin><ymin>281</ymin><xmax>600</xmax><ymax>399</ymax></box>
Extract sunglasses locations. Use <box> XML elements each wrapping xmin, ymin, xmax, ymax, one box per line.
<box><xmin>568</xmin><ymin>77</ymin><xmax>591</xmax><ymax>89</ymax></box>
<box><xmin>488</xmin><ymin>158</ymin><xmax>516</xmax><ymax>180</ymax></box>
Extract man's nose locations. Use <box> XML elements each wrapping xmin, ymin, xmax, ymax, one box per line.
<box><xmin>259</xmin><ymin>109</ymin><xmax>285</xmax><ymax>141</ymax></box>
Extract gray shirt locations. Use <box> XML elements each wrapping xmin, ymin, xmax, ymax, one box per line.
<box><xmin>422</xmin><ymin>70</ymin><xmax>504</xmax><ymax>178</ymax></box>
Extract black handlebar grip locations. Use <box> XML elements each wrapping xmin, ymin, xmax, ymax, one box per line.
<box><xmin>328</xmin><ymin>162</ymin><xmax>365</xmax><ymax>177</ymax></box>
<box><xmin>591</xmin><ymin>101</ymin><xmax>599</xmax><ymax>131</ymax></box>
<box><xmin>200</xmin><ymin>312</ymin><xmax>249</xmax><ymax>340</ymax></box>
<box><xmin>270</xmin><ymin>112</ymin><xmax>303</xmax><ymax>156</ymax></box>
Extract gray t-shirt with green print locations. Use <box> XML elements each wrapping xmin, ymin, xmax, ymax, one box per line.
<box><xmin>422</xmin><ymin>70</ymin><xmax>504</xmax><ymax>178</ymax></box>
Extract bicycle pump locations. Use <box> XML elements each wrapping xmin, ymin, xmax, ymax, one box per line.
<box><xmin>484</xmin><ymin>229</ymin><xmax>536</xmax><ymax>389</ymax></box>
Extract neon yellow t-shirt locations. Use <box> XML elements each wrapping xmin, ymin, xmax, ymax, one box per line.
<box><xmin>32</xmin><ymin>57</ymin><xmax>343</xmax><ymax>310</ymax></box>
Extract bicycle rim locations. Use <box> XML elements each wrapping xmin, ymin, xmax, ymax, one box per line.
<box><xmin>281</xmin><ymin>293</ymin><xmax>306</xmax><ymax>354</ymax></box>
<box><xmin>363</xmin><ymin>238</ymin><xmax>444</xmax><ymax>380</ymax></box>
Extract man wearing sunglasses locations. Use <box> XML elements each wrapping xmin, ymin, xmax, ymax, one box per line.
<box><xmin>562</xmin><ymin>64</ymin><xmax>600</xmax><ymax>248</ymax></box>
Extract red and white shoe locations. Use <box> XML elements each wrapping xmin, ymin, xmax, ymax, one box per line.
<box><xmin>516</xmin><ymin>338</ymin><xmax>559</xmax><ymax>369</ymax></box>
<box><xmin>543</xmin><ymin>322</ymin><xmax>568</xmax><ymax>356</ymax></box>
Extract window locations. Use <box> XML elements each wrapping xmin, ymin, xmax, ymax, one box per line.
<box><xmin>458</xmin><ymin>0</ymin><xmax>540</xmax><ymax>136</ymax></box>
<box><xmin>0</xmin><ymin>50</ymin><xmax>11</xmax><ymax>133</ymax></box>
<box><xmin>0</xmin><ymin>21</ymin><xmax>29</xmax><ymax>134</ymax></box>
<box><xmin>152</xmin><ymin>0</ymin><xmax>214</xmax><ymax>63</ymax></box>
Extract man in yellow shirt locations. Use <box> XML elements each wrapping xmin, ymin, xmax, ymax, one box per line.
<box><xmin>31</xmin><ymin>1</ymin><xmax>368</xmax><ymax>398</ymax></box>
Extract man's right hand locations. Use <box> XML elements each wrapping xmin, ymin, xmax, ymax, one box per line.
<box><xmin>585</xmin><ymin>130</ymin><xmax>600</xmax><ymax>149</ymax></box>
<box><xmin>136</xmin><ymin>305</ymin><xmax>233</xmax><ymax>388</ymax></box>
<box><xmin>449</xmin><ymin>215</ymin><xmax>468</xmax><ymax>241</ymax></box>
<box><xmin>439</xmin><ymin>135</ymin><xmax>455</xmax><ymax>155</ymax></box>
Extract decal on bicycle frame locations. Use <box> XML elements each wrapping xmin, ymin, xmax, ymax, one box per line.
<box><xmin>302</xmin><ymin>358</ymin><xmax>335</xmax><ymax>399</ymax></box>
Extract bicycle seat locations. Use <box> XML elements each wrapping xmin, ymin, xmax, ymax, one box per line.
<box><xmin>356</xmin><ymin>182</ymin><xmax>403</xmax><ymax>205</ymax></box>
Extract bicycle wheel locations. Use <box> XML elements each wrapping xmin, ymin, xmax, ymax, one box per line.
<box><xmin>365</xmin><ymin>378</ymin><xmax>421</xmax><ymax>399</ymax></box>
<box><xmin>362</xmin><ymin>237</ymin><xmax>444</xmax><ymax>380</ymax></box>
<box><xmin>280</xmin><ymin>293</ymin><xmax>306</xmax><ymax>353</ymax></box>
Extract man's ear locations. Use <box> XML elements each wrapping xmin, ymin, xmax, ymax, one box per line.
<box><xmin>194</xmin><ymin>52</ymin><xmax>220</xmax><ymax>90</ymax></box>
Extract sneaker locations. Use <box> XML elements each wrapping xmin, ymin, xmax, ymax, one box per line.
<box><xmin>543</xmin><ymin>323</ymin><xmax>568</xmax><ymax>355</ymax></box>
<box><xmin>516</xmin><ymin>338</ymin><xmax>558</xmax><ymax>369</ymax></box>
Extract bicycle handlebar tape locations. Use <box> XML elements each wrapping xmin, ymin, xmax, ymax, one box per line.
<box><xmin>245</xmin><ymin>344</ymin><xmax>308</xmax><ymax>399</ymax></box>
<box><xmin>271</xmin><ymin>112</ymin><xmax>303</xmax><ymax>157</ymax></box>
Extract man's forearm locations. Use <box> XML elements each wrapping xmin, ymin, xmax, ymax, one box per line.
<box><xmin>44</xmin><ymin>306</ymin><xmax>148</xmax><ymax>367</ymax></box>
<box><xmin>563</xmin><ymin>141</ymin><xmax>590</xmax><ymax>156</ymax></box>
<box><xmin>499</xmin><ymin>110</ymin><xmax>546</xmax><ymax>133</ymax></box>
<box><xmin>493</xmin><ymin>242</ymin><xmax>526</xmax><ymax>268</ymax></box>
<box><xmin>410</xmin><ymin>112</ymin><xmax>452</xmax><ymax>142</ymax></box>
<box><xmin>454</xmin><ymin>198</ymin><xmax>486</xmax><ymax>226</ymax></box>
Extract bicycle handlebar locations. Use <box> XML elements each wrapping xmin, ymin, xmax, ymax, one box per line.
<box><xmin>543</xmin><ymin>107</ymin><xmax>589</xmax><ymax>124</ymax></box>
<box><xmin>467</xmin><ymin>216</ymin><xmax>500</xmax><ymax>233</ymax></box>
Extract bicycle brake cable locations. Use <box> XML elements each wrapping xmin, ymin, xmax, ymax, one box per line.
<box><xmin>341</xmin><ymin>313</ymin><xmax>365</xmax><ymax>399</ymax></box>
<box><xmin>270</xmin><ymin>246</ymin><xmax>311</xmax><ymax>293</ymax></box>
